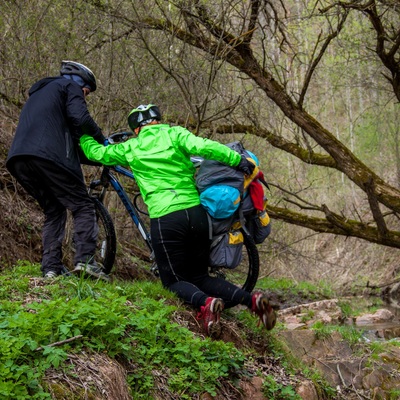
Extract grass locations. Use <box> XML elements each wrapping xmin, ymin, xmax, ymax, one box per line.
<box><xmin>5</xmin><ymin>261</ymin><xmax>390</xmax><ymax>399</ymax></box>
<box><xmin>0</xmin><ymin>261</ymin><xmax>249</xmax><ymax>399</ymax></box>
<box><xmin>257</xmin><ymin>276</ymin><xmax>335</xmax><ymax>301</ymax></box>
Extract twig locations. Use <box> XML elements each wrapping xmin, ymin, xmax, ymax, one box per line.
<box><xmin>366</xmin><ymin>276</ymin><xmax>400</xmax><ymax>289</ymax></box>
<box><xmin>35</xmin><ymin>335</ymin><xmax>83</xmax><ymax>351</ymax></box>
<box><xmin>337</xmin><ymin>364</ymin><xmax>369</xmax><ymax>400</ymax></box>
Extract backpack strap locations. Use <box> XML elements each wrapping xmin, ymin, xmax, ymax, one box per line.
<box><xmin>258</xmin><ymin>176</ymin><xmax>270</xmax><ymax>191</ymax></box>
<box><xmin>206</xmin><ymin>212</ymin><xmax>213</xmax><ymax>240</ymax></box>
<box><xmin>238</xmin><ymin>202</ymin><xmax>250</xmax><ymax>236</ymax></box>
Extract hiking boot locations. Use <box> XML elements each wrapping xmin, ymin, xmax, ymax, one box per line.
<box><xmin>197</xmin><ymin>297</ymin><xmax>224</xmax><ymax>338</ymax></box>
<box><xmin>43</xmin><ymin>270</ymin><xmax>58</xmax><ymax>279</ymax></box>
<box><xmin>72</xmin><ymin>262</ymin><xmax>110</xmax><ymax>282</ymax></box>
<box><xmin>251</xmin><ymin>292</ymin><xmax>277</xmax><ymax>330</ymax></box>
<box><xmin>60</xmin><ymin>265</ymin><xmax>72</xmax><ymax>277</ymax></box>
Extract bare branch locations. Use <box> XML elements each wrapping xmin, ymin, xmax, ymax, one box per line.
<box><xmin>35</xmin><ymin>335</ymin><xmax>83</xmax><ymax>352</ymax></box>
<box><xmin>300</xmin><ymin>9</ymin><xmax>349</xmax><ymax>107</ymax></box>
<box><xmin>268</xmin><ymin>204</ymin><xmax>400</xmax><ymax>248</ymax></box>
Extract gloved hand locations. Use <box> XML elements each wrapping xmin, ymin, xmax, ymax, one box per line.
<box><xmin>96</xmin><ymin>131</ymin><xmax>107</xmax><ymax>144</ymax></box>
<box><xmin>237</xmin><ymin>155</ymin><xmax>256</xmax><ymax>175</ymax></box>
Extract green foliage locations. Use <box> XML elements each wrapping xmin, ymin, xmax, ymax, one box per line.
<box><xmin>367</xmin><ymin>339</ymin><xmax>400</xmax><ymax>365</ymax></box>
<box><xmin>0</xmin><ymin>263</ymin><xmax>245</xmax><ymax>399</ymax></box>
<box><xmin>122</xmin><ymin>296</ymin><xmax>245</xmax><ymax>398</ymax></box>
<box><xmin>263</xmin><ymin>375</ymin><xmax>301</xmax><ymax>400</ymax></box>
<box><xmin>337</xmin><ymin>300</ymin><xmax>353</xmax><ymax>319</ymax></box>
<box><xmin>257</xmin><ymin>276</ymin><xmax>335</xmax><ymax>301</ymax></box>
<box><xmin>311</xmin><ymin>321</ymin><xmax>364</xmax><ymax>347</ymax></box>
<box><xmin>338</xmin><ymin>326</ymin><xmax>365</xmax><ymax>347</ymax></box>
<box><xmin>300</xmin><ymin>310</ymin><xmax>315</xmax><ymax>323</ymax></box>
<box><xmin>388</xmin><ymin>388</ymin><xmax>400</xmax><ymax>400</ymax></box>
<box><xmin>338</xmin><ymin>297</ymin><xmax>384</xmax><ymax>319</ymax></box>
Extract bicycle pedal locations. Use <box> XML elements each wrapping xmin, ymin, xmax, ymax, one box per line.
<box><xmin>150</xmin><ymin>264</ymin><xmax>159</xmax><ymax>277</ymax></box>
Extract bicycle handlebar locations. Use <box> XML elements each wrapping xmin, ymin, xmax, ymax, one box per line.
<box><xmin>107</xmin><ymin>131</ymin><xmax>133</xmax><ymax>144</ymax></box>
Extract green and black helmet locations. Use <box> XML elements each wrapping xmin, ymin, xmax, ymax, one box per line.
<box><xmin>128</xmin><ymin>104</ymin><xmax>161</xmax><ymax>131</ymax></box>
<box><xmin>60</xmin><ymin>60</ymin><xmax>97</xmax><ymax>92</ymax></box>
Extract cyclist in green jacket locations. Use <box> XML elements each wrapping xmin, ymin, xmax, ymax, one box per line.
<box><xmin>80</xmin><ymin>104</ymin><xmax>277</xmax><ymax>337</ymax></box>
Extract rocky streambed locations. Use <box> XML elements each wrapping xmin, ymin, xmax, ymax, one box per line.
<box><xmin>278</xmin><ymin>297</ymin><xmax>400</xmax><ymax>399</ymax></box>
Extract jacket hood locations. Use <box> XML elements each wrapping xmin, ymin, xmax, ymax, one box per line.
<box><xmin>28</xmin><ymin>76</ymin><xmax>61</xmax><ymax>96</ymax></box>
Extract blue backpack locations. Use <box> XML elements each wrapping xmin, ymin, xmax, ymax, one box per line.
<box><xmin>196</xmin><ymin>142</ymin><xmax>258</xmax><ymax>219</ymax></box>
<box><xmin>195</xmin><ymin>142</ymin><xmax>271</xmax><ymax>269</ymax></box>
<box><xmin>199</xmin><ymin>185</ymin><xmax>241</xmax><ymax>219</ymax></box>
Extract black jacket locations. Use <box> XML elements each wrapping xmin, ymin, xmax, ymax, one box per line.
<box><xmin>6</xmin><ymin>76</ymin><xmax>105</xmax><ymax>180</ymax></box>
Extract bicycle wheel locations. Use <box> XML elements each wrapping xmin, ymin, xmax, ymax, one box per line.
<box><xmin>209</xmin><ymin>230</ymin><xmax>259</xmax><ymax>293</ymax></box>
<box><xmin>91</xmin><ymin>197</ymin><xmax>116</xmax><ymax>274</ymax></box>
<box><xmin>62</xmin><ymin>197</ymin><xmax>116</xmax><ymax>274</ymax></box>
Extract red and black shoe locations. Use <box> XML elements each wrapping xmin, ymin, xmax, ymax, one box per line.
<box><xmin>197</xmin><ymin>297</ymin><xmax>224</xmax><ymax>338</ymax></box>
<box><xmin>251</xmin><ymin>292</ymin><xmax>277</xmax><ymax>330</ymax></box>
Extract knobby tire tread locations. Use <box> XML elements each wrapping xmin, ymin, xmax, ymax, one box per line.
<box><xmin>92</xmin><ymin>197</ymin><xmax>116</xmax><ymax>274</ymax></box>
<box><xmin>241</xmin><ymin>231</ymin><xmax>259</xmax><ymax>293</ymax></box>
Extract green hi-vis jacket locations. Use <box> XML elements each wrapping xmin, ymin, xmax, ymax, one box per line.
<box><xmin>80</xmin><ymin>124</ymin><xmax>242</xmax><ymax>218</ymax></box>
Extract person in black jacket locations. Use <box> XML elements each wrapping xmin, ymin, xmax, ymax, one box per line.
<box><xmin>6</xmin><ymin>61</ymin><xmax>108</xmax><ymax>280</ymax></box>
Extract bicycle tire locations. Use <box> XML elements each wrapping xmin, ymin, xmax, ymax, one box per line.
<box><xmin>91</xmin><ymin>197</ymin><xmax>117</xmax><ymax>274</ymax></box>
<box><xmin>209</xmin><ymin>229</ymin><xmax>259</xmax><ymax>293</ymax></box>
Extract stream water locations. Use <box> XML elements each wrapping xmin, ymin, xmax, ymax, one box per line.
<box><xmin>355</xmin><ymin>299</ymin><xmax>400</xmax><ymax>342</ymax></box>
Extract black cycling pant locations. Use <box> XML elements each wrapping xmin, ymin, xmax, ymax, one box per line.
<box><xmin>150</xmin><ymin>205</ymin><xmax>252</xmax><ymax>309</ymax></box>
<box><xmin>8</xmin><ymin>157</ymin><xmax>98</xmax><ymax>274</ymax></box>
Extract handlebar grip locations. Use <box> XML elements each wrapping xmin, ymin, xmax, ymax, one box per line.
<box><xmin>107</xmin><ymin>131</ymin><xmax>133</xmax><ymax>144</ymax></box>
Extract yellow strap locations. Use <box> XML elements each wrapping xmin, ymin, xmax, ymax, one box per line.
<box><xmin>243</xmin><ymin>158</ymin><xmax>259</xmax><ymax>190</ymax></box>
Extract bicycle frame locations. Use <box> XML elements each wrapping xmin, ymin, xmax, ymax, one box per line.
<box><xmin>82</xmin><ymin>132</ymin><xmax>258</xmax><ymax>290</ymax></box>
<box><xmin>88</xmin><ymin>165</ymin><xmax>153</xmax><ymax>253</ymax></box>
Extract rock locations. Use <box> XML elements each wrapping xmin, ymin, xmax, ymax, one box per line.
<box><xmin>275</xmin><ymin>297</ymin><xmax>400</xmax><ymax>400</ymax></box>
<box><xmin>296</xmin><ymin>379</ymin><xmax>319</xmax><ymax>400</ymax></box>
<box><xmin>280</xmin><ymin>330</ymin><xmax>353</xmax><ymax>365</ymax></box>
<box><xmin>378</xmin><ymin>326</ymin><xmax>400</xmax><ymax>339</ymax></box>
<box><xmin>279</xmin><ymin>299</ymin><xmax>343</xmax><ymax>328</ymax></box>
<box><xmin>315</xmin><ymin>310</ymin><xmax>332</xmax><ymax>324</ymax></box>
<box><xmin>379</xmin><ymin>347</ymin><xmax>400</xmax><ymax>364</ymax></box>
<box><xmin>361</xmin><ymin>368</ymin><xmax>384</xmax><ymax>389</ymax></box>
<box><xmin>239</xmin><ymin>376</ymin><xmax>264</xmax><ymax>400</ymax></box>
<box><xmin>355</xmin><ymin>308</ymin><xmax>394</xmax><ymax>325</ymax></box>
<box><xmin>279</xmin><ymin>299</ymin><xmax>341</xmax><ymax>317</ymax></box>
<box><xmin>285</xmin><ymin>322</ymin><xmax>307</xmax><ymax>330</ymax></box>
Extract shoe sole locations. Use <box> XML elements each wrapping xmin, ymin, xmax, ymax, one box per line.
<box><xmin>43</xmin><ymin>273</ymin><xmax>58</xmax><ymax>278</ymax></box>
<box><xmin>260</xmin><ymin>297</ymin><xmax>277</xmax><ymax>330</ymax></box>
<box><xmin>208</xmin><ymin>298</ymin><xmax>224</xmax><ymax>339</ymax></box>
<box><xmin>72</xmin><ymin>266</ymin><xmax>110</xmax><ymax>282</ymax></box>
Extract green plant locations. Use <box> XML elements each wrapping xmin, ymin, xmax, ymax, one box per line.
<box><xmin>388</xmin><ymin>388</ymin><xmax>400</xmax><ymax>399</ymax></box>
<box><xmin>311</xmin><ymin>321</ymin><xmax>332</xmax><ymax>340</ymax></box>
<box><xmin>122</xmin><ymin>297</ymin><xmax>245</xmax><ymax>398</ymax></box>
<box><xmin>257</xmin><ymin>277</ymin><xmax>335</xmax><ymax>300</ymax></box>
<box><xmin>263</xmin><ymin>375</ymin><xmax>301</xmax><ymax>399</ymax></box>
<box><xmin>337</xmin><ymin>300</ymin><xmax>353</xmax><ymax>319</ymax></box>
<box><xmin>337</xmin><ymin>326</ymin><xmax>364</xmax><ymax>347</ymax></box>
<box><xmin>300</xmin><ymin>310</ymin><xmax>315</xmax><ymax>323</ymax></box>
<box><xmin>0</xmin><ymin>263</ymin><xmax>246</xmax><ymax>399</ymax></box>
<box><xmin>337</xmin><ymin>297</ymin><xmax>384</xmax><ymax>319</ymax></box>
<box><xmin>311</xmin><ymin>321</ymin><xmax>364</xmax><ymax>347</ymax></box>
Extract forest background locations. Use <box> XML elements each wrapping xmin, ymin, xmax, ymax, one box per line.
<box><xmin>0</xmin><ymin>0</ymin><xmax>399</xmax><ymax>294</ymax></box>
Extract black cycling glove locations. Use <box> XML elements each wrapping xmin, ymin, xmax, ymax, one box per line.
<box><xmin>237</xmin><ymin>155</ymin><xmax>256</xmax><ymax>175</ymax></box>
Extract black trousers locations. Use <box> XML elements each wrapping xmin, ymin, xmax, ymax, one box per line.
<box><xmin>8</xmin><ymin>157</ymin><xmax>98</xmax><ymax>274</ymax></box>
<box><xmin>150</xmin><ymin>205</ymin><xmax>252</xmax><ymax>309</ymax></box>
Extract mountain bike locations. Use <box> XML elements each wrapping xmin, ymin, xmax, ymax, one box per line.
<box><xmin>65</xmin><ymin>131</ymin><xmax>260</xmax><ymax>293</ymax></box>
